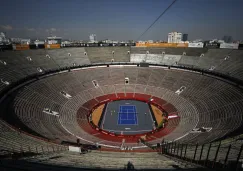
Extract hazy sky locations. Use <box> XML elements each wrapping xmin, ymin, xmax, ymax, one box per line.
<box><xmin>0</xmin><ymin>0</ymin><xmax>243</xmax><ymax>41</ymax></box>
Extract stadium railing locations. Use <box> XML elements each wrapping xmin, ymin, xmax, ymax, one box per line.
<box><xmin>160</xmin><ymin>139</ymin><xmax>243</xmax><ymax>171</ymax></box>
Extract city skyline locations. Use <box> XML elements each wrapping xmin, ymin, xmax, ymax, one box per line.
<box><xmin>0</xmin><ymin>0</ymin><xmax>243</xmax><ymax>41</ymax></box>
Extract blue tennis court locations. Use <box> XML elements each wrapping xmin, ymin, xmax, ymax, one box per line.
<box><xmin>118</xmin><ymin>105</ymin><xmax>138</xmax><ymax>125</ymax></box>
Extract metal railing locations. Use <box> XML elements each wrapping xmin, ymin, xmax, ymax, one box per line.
<box><xmin>159</xmin><ymin>140</ymin><xmax>243</xmax><ymax>171</ymax></box>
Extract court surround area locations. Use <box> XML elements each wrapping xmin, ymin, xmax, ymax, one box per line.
<box><xmin>100</xmin><ymin>100</ymin><xmax>155</xmax><ymax>135</ymax></box>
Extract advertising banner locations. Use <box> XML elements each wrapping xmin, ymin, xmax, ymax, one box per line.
<box><xmin>45</xmin><ymin>44</ymin><xmax>61</xmax><ymax>49</ymax></box>
<box><xmin>136</xmin><ymin>43</ymin><xmax>188</xmax><ymax>48</ymax></box>
<box><xmin>176</xmin><ymin>43</ymin><xmax>188</xmax><ymax>48</ymax></box>
<box><xmin>136</xmin><ymin>43</ymin><xmax>146</xmax><ymax>47</ymax></box>
<box><xmin>146</xmin><ymin>43</ymin><xmax>177</xmax><ymax>47</ymax></box>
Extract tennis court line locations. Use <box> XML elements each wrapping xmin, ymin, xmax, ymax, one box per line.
<box><xmin>102</xmin><ymin>102</ymin><xmax>109</xmax><ymax>128</ymax></box>
<box><xmin>148</xmin><ymin>104</ymin><xmax>154</xmax><ymax>123</ymax></box>
<box><xmin>117</xmin><ymin>105</ymin><xmax>121</xmax><ymax>125</ymax></box>
<box><xmin>105</xmin><ymin>129</ymin><xmax>152</xmax><ymax>132</ymax></box>
<box><xmin>135</xmin><ymin>113</ymin><xmax>138</xmax><ymax>125</ymax></box>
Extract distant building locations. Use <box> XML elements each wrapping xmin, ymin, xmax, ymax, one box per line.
<box><xmin>102</xmin><ymin>39</ymin><xmax>111</xmax><ymax>43</ymax></box>
<box><xmin>218</xmin><ymin>40</ymin><xmax>225</xmax><ymax>44</ymax></box>
<box><xmin>0</xmin><ymin>32</ymin><xmax>10</xmax><ymax>45</ymax></box>
<box><xmin>10</xmin><ymin>38</ymin><xmax>22</xmax><ymax>44</ymax></box>
<box><xmin>222</xmin><ymin>36</ymin><xmax>233</xmax><ymax>43</ymax></box>
<box><xmin>0</xmin><ymin>32</ymin><xmax>6</xmax><ymax>43</ymax></box>
<box><xmin>47</xmin><ymin>36</ymin><xmax>62</xmax><ymax>44</ymax></box>
<box><xmin>180</xmin><ymin>41</ymin><xmax>189</xmax><ymax>43</ymax></box>
<box><xmin>10</xmin><ymin>38</ymin><xmax>31</xmax><ymax>44</ymax></box>
<box><xmin>192</xmin><ymin>39</ymin><xmax>203</xmax><ymax>43</ymax></box>
<box><xmin>61</xmin><ymin>40</ymin><xmax>71</xmax><ymax>47</ymax></box>
<box><xmin>147</xmin><ymin>40</ymin><xmax>153</xmax><ymax>43</ymax></box>
<box><xmin>102</xmin><ymin>39</ymin><xmax>118</xmax><ymax>43</ymax></box>
<box><xmin>182</xmin><ymin>34</ymin><xmax>188</xmax><ymax>41</ymax></box>
<box><xmin>209</xmin><ymin>39</ymin><xmax>225</xmax><ymax>44</ymax></box>
<box><xmin>168</xmin><ymin>32</ymin><xmax>182</xmax><ymax>43</ymax></box>
<box><xmin>21</xmin><ymin>39</ymin><xmax>31</xmax><ymax>45</ymax></box>
<box><xmin>209</xmin><ymin>39</ymin><xmax>218</xmax><ymax>43</ymax></box>
<box><xmin>89</xmin><ymin>34</ymin><xmax>97</xmax><ymax>43</ymax></box>
<box><xmin>128</xmin><ymin>40</ymin><xmax>135</xmax><ymax>43</ymax></box>
<box><xmin>34</xmin><ymin>40</ymin><xmax>44</xmax><ymax>46</ymax></box>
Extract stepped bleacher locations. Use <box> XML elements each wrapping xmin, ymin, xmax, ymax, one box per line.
<box><xmin>1</xmin><ymin>150</ymin><xmax>201</xmax><ymax>170</ymax></box>
<box><xmin>0</xmin><ymin>119</ymin><xmax>67</xmax><ymax>154</ymax></box>
<box><xmin>2</xmin><ymin>67</ymin><xmax>240</xmax><ymax>147</ymax></box>
<box><xmin>85</xmin><ymin>47</ymin><xmax>130</xmax><ymax>63</ymax></box>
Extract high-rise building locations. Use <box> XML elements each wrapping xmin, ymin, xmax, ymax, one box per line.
<box><xmin>0</xmin><ymin>32</ymin><xmax>10</xmax><ymax>45</ymax></box>
<box><xmin>0</xmin><ymin>32</ymin><xmax>5</xmax><ymax>42</ymax></box>
<box><xmin>168</xmin><ymin>32</ymin><xmax>182</xmax><ymax>43</ymax></box>
<box><xmin>89</xmin><ymin>34</ymin><xmax>97</xmax><ymax>43</ymax></box>
<box><xmin>222</xmin><ymin>36</ymin><xmax>233</xmax><ymax>43</ymax></box>
<box><xmin>182</xmin><ymin>34</ymin><xmax>188</xmax><ymax>41</ymax></box>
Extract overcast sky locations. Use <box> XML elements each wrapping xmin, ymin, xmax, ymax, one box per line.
<box><xmin>0</xmin><ymin>0</ymin><xmax>243</xmax><ymax>41</ymax></box>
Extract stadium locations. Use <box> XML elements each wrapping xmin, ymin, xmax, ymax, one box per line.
<box><xmin>1</xmin><ymin>0</ymin><xmax>243</xmax><ymax>170</ymax></box>
<box><xmin>1</xmin><ymin>45</ymin><xmax>243</xmax><ymax>170</ymax></box>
